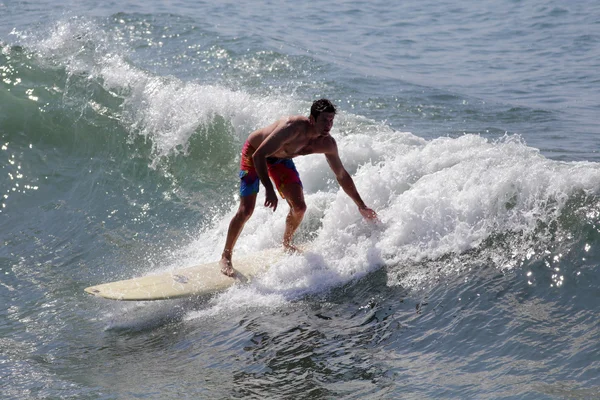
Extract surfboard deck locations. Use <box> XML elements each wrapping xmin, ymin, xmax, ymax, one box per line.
<box><xmin>84</xmin><ymin>249</ymin><xmax>285</xmax><ymax>301</ymax></box>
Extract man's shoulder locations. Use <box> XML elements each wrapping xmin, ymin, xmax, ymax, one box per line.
<box><xmin>321</xmin><ymin>135</ymin><xmax>338</xmax><ymax>153</ymax></box>
<box><xmin>288</xmin><ymin>114</ymin><xmax>309</xmax><ymax>122</ymax></box>
<box><xmin>265</xmin><ymin>116</ymin><xmax>308</xmax><ymax>136</ymax></box>
<box><xmin>286</xmin><ymin>115</ymin><xmax>310</xmax><ymax>128</ymax></box>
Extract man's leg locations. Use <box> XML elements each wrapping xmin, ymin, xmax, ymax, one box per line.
<box><xmin>220</xmin><ymin>193</ymin><xmax>257</xmax><ymax>276</ymax></box>
<box><xmin>279</xmin><ymin>183</ymin><xmax>306</xmax><ymax>252</ymax></box>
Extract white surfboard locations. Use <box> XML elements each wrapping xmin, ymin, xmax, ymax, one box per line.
<box><xmin>84</xmin><ymin>249</ymin><xmax>285</xmax><ymax>301</ymax></box>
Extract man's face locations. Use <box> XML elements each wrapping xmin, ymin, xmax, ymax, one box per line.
<box><xmin>315</xmin><ymin>112</ymin><xmax>335</xmax><ymax>135</ymax></box>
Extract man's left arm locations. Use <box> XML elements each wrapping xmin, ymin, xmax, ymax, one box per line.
<box><xmin>325</xmin><ymin>143</ymin><xmax>377</xmax><ymax>221</ymax></box>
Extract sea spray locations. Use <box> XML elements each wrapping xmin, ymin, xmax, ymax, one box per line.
<box><xmin>180</xmin><ymin>131</ymin><xmax>600</xmax><ymax>317</ymax></box>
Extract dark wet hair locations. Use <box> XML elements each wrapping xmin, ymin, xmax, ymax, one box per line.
<box><xmin>310</xmin><ymin>98</ymin><xmax>337</xmax><ymax>120</ymax></box>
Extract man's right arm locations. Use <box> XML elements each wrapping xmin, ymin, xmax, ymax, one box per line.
<box><xmin>252</xmin><ymin>119</ymin><xmax>296</xmax><ymax>211</ymax></box>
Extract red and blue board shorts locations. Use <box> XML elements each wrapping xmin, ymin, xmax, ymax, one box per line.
<box><xmin>239</xmin><ymin>141</ymin><xmax>302</xmax><ymax>198</ymax></box>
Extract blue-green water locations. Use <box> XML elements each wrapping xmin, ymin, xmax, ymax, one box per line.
<box><xmin>1</xmin><ymin>1</ymin><xmax>599</xmax><ymax>398</ymax></box>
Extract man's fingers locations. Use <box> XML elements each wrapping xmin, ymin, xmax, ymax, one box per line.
<box><xmin>264</xmin><ymin>191</ymin><xmax>278</xmax><ymax>212</ymax></box>
<box><xmin>264</xmin><ymin>198</ymin><xmax>278</xmax><ymax>211</ymax></box>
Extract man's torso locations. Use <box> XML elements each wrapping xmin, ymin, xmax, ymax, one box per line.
<box><xmin>247</xmin><ymin>116</ymin><xmax>333</xmax><ymax>159</ymax></box>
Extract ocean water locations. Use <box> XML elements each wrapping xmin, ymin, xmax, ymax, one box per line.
<box><xmin>1</xmin><ymin>0</ymin><xmax>599</xmax><ymax>398</ymax></box>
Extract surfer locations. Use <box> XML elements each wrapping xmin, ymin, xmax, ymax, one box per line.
<box><xmin>220</xmin><ymin>99</ymin><xmax>378</xmax><ymax>277</ymax></box>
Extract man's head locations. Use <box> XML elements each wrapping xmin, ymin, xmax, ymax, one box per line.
<box><xmin>310</xmin><ymin>98</ymin><xmax>337</xmax><ymax>120</ymax></box>
<box><xmin>310</xmin><ymin>99</ymin><xmax>337</xmax><ymax>135</ymax></box>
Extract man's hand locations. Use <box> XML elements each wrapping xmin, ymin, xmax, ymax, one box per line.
<box><xmin>359</xmin><ymin>206</ymin><xmax>378</xmax><ymax>222</ymax></box>
<box><xmin>265</xmin><ymin>188</ymin><xmax>278</xmax><ymax>211</ymax></box>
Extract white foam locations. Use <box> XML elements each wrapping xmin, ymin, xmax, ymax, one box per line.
<box><xmin>184</xmin><ymin>131</ymin><xmax>600</xmax><ymax>319</ymax></box>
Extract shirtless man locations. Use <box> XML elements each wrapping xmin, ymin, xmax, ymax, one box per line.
<box><xmin>220</xmin><ymin>99</ymin><xmax>377</xmax><ymax>277</ymax></box>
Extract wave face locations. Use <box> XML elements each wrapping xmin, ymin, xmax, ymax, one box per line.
<box><xmin>1</xmin><ymin>9</ymin><xmax>599</xmax><ymax>400</ymax></box>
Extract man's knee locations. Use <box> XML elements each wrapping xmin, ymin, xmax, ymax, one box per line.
<box><xmin>237</xmin><ymin>198</ymin><xmax>255</xmax><ymax>220</ymax></box>
<box><xmin>290</xmin><ymin>200</ymin><xmax>307</xmax><ymax>216</ymax></box>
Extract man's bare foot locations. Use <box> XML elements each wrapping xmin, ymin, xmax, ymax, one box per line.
<box><xmin>283</xmin><ymin>243</ymin><xmax>302</xmax><ymax>254</ymax></box>
<box><xmin>219</xmin><ymin>258</ymin><xmax>235</xmax><ymax>277</ymax></box>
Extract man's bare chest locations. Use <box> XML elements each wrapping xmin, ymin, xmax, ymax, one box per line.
<box><xmin>275</xmin><ymin>137</ymin><xmax>312</xmax><ymax>158</ymax></box>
